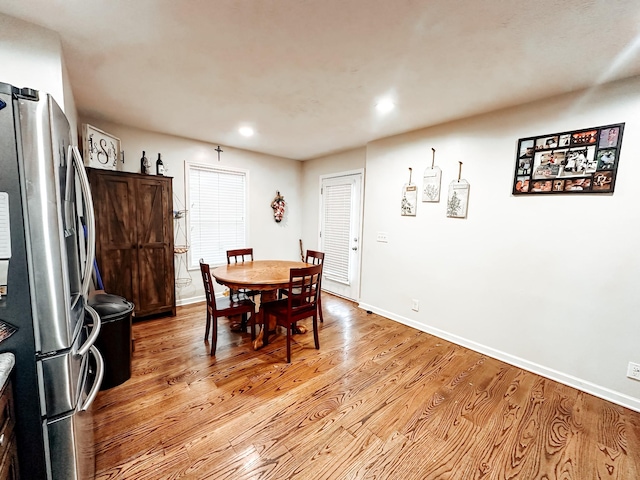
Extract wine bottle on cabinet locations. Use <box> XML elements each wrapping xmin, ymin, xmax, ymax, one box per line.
<box><xmin>140</xmin><ymin>151</ymin><xmax>150</xmax><ymax>174</ymax></box>
<box><xmin>156</xmin><ymin>153</ymin><xmax>165</xmax><ymax>176</ymax></box>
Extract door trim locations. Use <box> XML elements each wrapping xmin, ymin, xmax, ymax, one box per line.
<box><xmin>318</xmin><ymin>169</ymin><xmax>365</xmax><ymax>301</ymax></box>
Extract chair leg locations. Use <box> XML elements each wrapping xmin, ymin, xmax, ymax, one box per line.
<box><xmin>318</xmin><ymin>294</ymin><xmax>324</xmax><ymax>323</ymax></box>
<box><xmin>211</xmin><ymin>316</ymin><xmax>217</xmax><ymax>356</ymax></box>
<box><xmin>286</xmin><ymin>324</ymin><xmax>292</xmax><ymax>363</ymax></box>
<box><xmin>204</xmin><ymin>309</ymin><xmax>211</xmax><ymax>341</ymax></box>
<box><xmin>313</xmin><ymin>314</ymin><xmax>320</xmax><ymax>350</ymax></box>
<box><xmin>250</xmin><ymin>312</ymin><xmax>255</xmax><ymax>341</ymax></box>
<box><xmin>263</xmin><ymin>311</ymin><xmax>269</xmax><ymax>346</ymax></box>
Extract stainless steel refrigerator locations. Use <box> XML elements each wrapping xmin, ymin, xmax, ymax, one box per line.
<box><xmin>0</xmin><ymin>82</ymin><xmax>104</xmax><ymax>479</ymax></box>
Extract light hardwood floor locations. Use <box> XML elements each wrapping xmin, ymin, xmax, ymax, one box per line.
<box><xmin>94</xmin><ymin>294</ymin><xmax>640</xmax><ymax>479</ymax></box>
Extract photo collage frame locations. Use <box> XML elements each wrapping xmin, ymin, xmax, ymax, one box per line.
<box><xmin>513</xmin><ymin>123</ymin><xmax>624</xmax><ymax>195</ymax></box>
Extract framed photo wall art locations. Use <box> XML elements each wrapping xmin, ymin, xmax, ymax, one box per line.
<box><xmin>512</xmin><ymin>123</ymin><xmax>624</xmax><ymax>195</ymax></box>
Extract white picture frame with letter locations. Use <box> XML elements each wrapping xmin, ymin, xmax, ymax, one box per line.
<box><xmin>82</xmin><ymin>123</ymin><xmax>120</xmax><ymax>170</ymax></box>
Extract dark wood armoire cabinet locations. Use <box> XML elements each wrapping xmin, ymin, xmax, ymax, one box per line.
<box><xmin>87</xmin><ymin>168</ymin><xmax>176</xmax><ymax>318</ymax></box>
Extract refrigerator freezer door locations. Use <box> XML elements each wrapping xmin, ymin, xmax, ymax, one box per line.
<box><xmin>37</xmin><ymin>304</ymin><xmax>101</xmax><ymax>417</ymax></box>
<box><xmin>37</xmin><ymin>308</ymin><xmax>86</xmax><ymax>417</ymax></box>
<box><xmin>44</xmin><ymin>346</ymin><xmax>103</xmax><ymax>480</ymax></box>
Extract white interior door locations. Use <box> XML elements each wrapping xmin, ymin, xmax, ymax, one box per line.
<box><xmin>319</xmin><ymin>172</ymin><xmax>363</xmax><ymax>300</ymax></box>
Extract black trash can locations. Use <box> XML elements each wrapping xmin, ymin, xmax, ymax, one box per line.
<box><xmin>89</xmin><ymin>293</ymin><xmax>135</xmax><ymax>390</ymax></box>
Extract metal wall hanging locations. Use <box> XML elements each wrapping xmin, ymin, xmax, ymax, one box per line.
<box><xmin>513</xmin><ymin>123</ymin><xmax>624</xmax><ymax>195</ymax></box>
<box><xmin>172</xmin><ymin>194</ymin><xmax>191</xmax><ymax>288</ymax></box>
<box><xmin>447</xmin><ymin>162</ymin><xmax>470</xmax><ymax>218</ymax></box>
<box><xmin>401</xmin><ymin>168</ymin><xmax>417</xmax><ymax>216</ymax></box>
<box><xmin>422</xmin><ymin>148</ymin><xmax>442</xmax><ymax>202</ymax></box>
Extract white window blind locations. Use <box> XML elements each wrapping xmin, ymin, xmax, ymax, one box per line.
<box><xmin>322</xmin><ymin>182</ymin><xmax>352</xmax><ymax>284</ymax></box>
<box><xmin>187</xmin><ymin>164</ymin><xmax>247</xmax><ymax>268</ymax></box>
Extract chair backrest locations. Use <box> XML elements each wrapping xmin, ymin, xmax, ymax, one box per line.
<box><xmin>285</xmin><ymin>264</ymin><xmax>323</xmax><ymax>319</ymax></box>
<box><xmin>306</xmin><ymin>250</ymin><xmax>324</xmax><ymax>289</ymax></box>
<box><xmin>305</xmin><ymin>249</ymin><xmax>324</xmax><ymax>265</ymax></box>
<box><xmin>227</xmin><ymin>248</ymin><xmax>254</xmax><ymax>264</ymax></box>
<box><xmin>199</xmin><ymin>259</ymin><xmax>217</xmax><ymax>312</ymax></box>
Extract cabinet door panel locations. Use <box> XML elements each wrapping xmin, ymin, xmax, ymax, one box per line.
<box><xmin>98</xmin><ymin>177</ymin><xmax>137</xmax><ymax>247</ymax></box>
<box><xmin>89</xmin><ymin>171</ymin><xmax>138</xmax><ymax>304</ymax></box>
<box><xmin>135</xmin><ymin>178</ymin><xmax>174</xmax><ymax>316</ymax></box>
<box><xmin>137</xmin><ymin>246</ymin><xmax>169</xmax><ymax>314</ymax></box>
<box><xmin>99</xmin><ymin>249</ymin><xmax>136</xmax><ymax>305</ymax></box>
<box><xmin>137</xmin><ymin>179</ymin><xmax>168</xmax><ymax>245</ymax></box>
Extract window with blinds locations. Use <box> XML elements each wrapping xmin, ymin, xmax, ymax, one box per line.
<box><xmin>187</xmin><ymin>163</ymin><xmax>247</xmax><ymax>268</ymax></box>
<box><xmin>322</xmin><ymin>182</ymin><xmax>352</xmax><ymax>284</ymax></box>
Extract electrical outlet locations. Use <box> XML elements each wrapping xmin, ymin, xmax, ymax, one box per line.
<box><xmin>411</xmin><ymin>299</ymin><xmax>419</xmax><ymax>312</ymax></box>
<box><xmin>377</xmin><ymin>232</ymin><xmax>389</xmax><ymax>243</ymax></box>
<box><xmin>628</xmin><ymin>362</ymin><xmax>640</xmax><ymax>381</ymax></box>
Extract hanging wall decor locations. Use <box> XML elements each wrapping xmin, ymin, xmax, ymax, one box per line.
<box><xmin>513</xmin><ymin>123</ymin><xmax>624</xmax><ymax>195</ymax></box>
<box><xmin>172</xmin><ymin>194</ymin><xmax>191</xmax><ymax>288</ymax></box>
<box><xmin>401</xmin><ymin>168</ymin><xmax>417</xmax><ymax>216</ymax></box>
<box><xmin>271</xmin><ymin>191</ymin><xmax>286</xmax><ymax>222</ymax></box>
<box><xmin>447</xmin><ymin>162</ymin><xmax>470</xmax><ymax>219</ymax></box>
<box><xmin>422</xmin><ymin>148</ymin><xmax>442</xmax><ymax>202</ymax></box>
<box><xmin>82</xmin><ymin>124</ymin><xmax>120</xmax><ymax>170</ymax></box>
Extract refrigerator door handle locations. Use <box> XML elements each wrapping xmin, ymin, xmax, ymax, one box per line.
<box><xmin>71</xmin><ymin>145</ymin><xmax>96</xmax><ymax>301</ymax></box>
<box><xmin>81</xmin><ymin>345</ymin><xmax>104</xmax><ymax>412</ymax></box>
<box><xmin>78</xmin><ymin>304</ymin><xmax>101</xmax><ymax>357</ymax></box>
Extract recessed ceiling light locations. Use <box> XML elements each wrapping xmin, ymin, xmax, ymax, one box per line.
<box><xmin>375</xmin><ymin>99</ymin><xmax>395</xmax><ymax>114</ymax></box>
<box><xmin>239</xmin><ymin>126</ymin><xmax>254</xmax><ymax>137</ymax></box>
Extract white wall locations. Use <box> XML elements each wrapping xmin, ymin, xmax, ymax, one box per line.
<box><xmin>61</xmin><ymin>56</ymin><xmax>78</xmax><ymax>144</ymax></box>
<box><xmin>80</xmin><ymin>119</ymin><xmax>303</xmax><ymax>305</ymax></box>
<box><xmin>0</xmin><ymin>13</ymin><xmax>75</xmax><ymax>125</ymax></box>
<box><xmin>358</xmin><ymin>76</ymin><xmax>640</xmax><ymax>411</ymax></box>
<box><xmin>300</xmin><ymin>147</ymin><xmax>366</xmax><ymax>252</ymax></box>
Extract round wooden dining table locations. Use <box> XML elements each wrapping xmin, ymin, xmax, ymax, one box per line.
<box><xmin>211</xmin><ymin>260</ymin><xmax>311</xmax><ymax>349</ymax></box>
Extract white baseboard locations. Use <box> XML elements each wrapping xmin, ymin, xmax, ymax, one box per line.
<box><xmin>176</xmin><ymin>295</ymin><xmax>205</xmax><ymax>307</ymax></box>
<box><xmin>358</xmin><ymin>302</ymin><xmax>640</xmax><ymax>413</ymax></box>
<box><xmin>176</xmin><ymin>292</ymin><xmax>235</xmax><ymax>307</ymax></box>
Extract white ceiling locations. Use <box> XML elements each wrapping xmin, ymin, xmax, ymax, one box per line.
<box><xmin>2</xmin><ymin>0</ymin><xmax>640</xmax><ymax>160</ymax></box>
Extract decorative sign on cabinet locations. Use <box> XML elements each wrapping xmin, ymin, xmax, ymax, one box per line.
<box><xmin>82</xmin><ymin>124</ymin><xmax>121</xmax><ymax>171</ymax></box>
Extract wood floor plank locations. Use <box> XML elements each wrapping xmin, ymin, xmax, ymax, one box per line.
<box><xmin>93</xmin><ymin>294</ymin><xmax>640</xmax><ymax>479</ymax></box>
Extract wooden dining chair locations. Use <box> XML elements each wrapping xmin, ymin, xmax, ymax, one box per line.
<box><xmin>199</xmin><ymin>259</ymin><xmax>256</xmax><ymax>355</ymax></box>
<box><xmin>304</xmin><ymin>250</ymin><xmax>325</xmax><ymax>323</ymax></box>
<box><xmin>226</xmin><ymin>248</ymin><xmax>254</xmax><ymax>264</ymax></box>
<box><xmin>262</xmin><ymin>264</ymin><xmax>322</xmax><ymax>362</ymax></box>
<box><xmin>279</xmin><ymin>249</ymin><xmax>325</xmax><ymax>322</ymax></box>
<box><xmin>226</xmin><ymin>248</ymin><xmax>260</xmax><ymax>301</ymax></box>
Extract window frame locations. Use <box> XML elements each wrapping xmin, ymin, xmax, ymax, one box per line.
<box><xmin>185</xmin><ymin>161</ymin><xmax>250</xmax><ymax>270</ymax></box>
